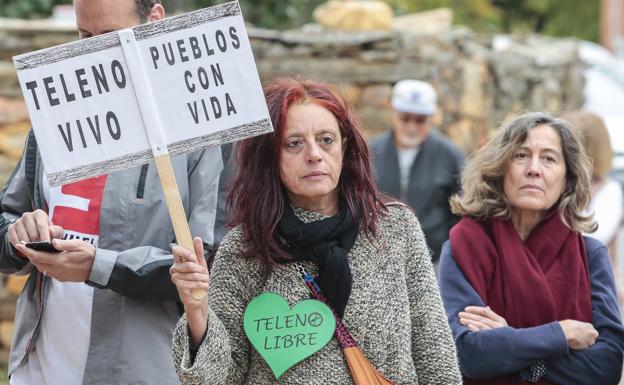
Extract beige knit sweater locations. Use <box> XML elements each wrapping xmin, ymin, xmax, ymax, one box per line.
<box><xmin>172</xmin><ymin>204</ymin><xmax>462</xmax><ymax>384</ymax></box>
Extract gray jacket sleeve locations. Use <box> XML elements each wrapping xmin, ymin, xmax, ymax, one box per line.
<box><xmin>87</xmin><ymin>146</ymin><xmax>229</xmax><ymax>301</ymax></box>
<box><xmin>0</xmin><ymin>132</ymin><xmax>37</xmax><ymax>275</ymax></box>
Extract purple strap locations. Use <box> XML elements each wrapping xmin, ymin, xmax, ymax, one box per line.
<box><xmin>300</xmin><ymin>270</ymin><xmax>357</xmax><ymax>349</ymax></box>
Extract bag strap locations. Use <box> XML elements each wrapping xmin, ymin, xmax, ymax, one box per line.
<box><xmin>293</xmin><ymin>262</ymin><xmax>357</xmax><ymax>348</ymax></box>
<box><xmin>293</xmin><ymin>262</ymin><xmax>397</xmax><ymax>385</ymax></box>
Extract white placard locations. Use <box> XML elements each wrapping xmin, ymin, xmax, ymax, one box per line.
<box><xmin>13</xmin><ymin>1</ymin><xmax>272</xmax><ymax>186</ymax></box>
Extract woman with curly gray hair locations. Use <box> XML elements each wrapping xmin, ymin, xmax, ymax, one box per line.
<box><xmin>438</xmin><ymin>112</ymin><xmax>624</xmax><ymax>385</ymax></box>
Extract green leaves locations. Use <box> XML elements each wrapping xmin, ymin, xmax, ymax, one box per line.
<box><xmin>0</xmin><ymin>0</ymin><xmax>69</xmax><ymax>19</ymax></box>
<box><xmin>393</xmin><ymin>0</ymin><xmax>599</xmax><ymax>41</ymax></box>
<box><xmin>195</xmin><ymin>0</ymin><xmax>325</xmax><ymax>30</ymax></box>
<box><xmin>0</xmin><ymin>0</ymin><xmax>600</xmax><ymax>42</ymax></box>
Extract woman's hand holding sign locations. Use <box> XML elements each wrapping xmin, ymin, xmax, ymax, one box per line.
<box><xmin>170</xmin><ymin>236</ymin><xmax>209</xmax><ymax>347</ymax></box>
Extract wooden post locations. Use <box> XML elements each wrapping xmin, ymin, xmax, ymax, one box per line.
<box><xmin>153</xmin><ymin>155</ymin><xmax>194</xmax><ymax>250</ymax></box>
<box><xmin>154</xmin><ymin>154</ymin><xmax>207</xmax><ymax>300</ymax></box>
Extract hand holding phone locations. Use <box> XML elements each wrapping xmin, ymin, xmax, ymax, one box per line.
<box><xmin>24</xmin><ymin>241</ymin><xmax>61</xmax><ymax>253</ymax></box>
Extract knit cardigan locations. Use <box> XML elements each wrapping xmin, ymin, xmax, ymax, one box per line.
<box><xmin>172</xmin><ymin>204</ymin><xmax>462</xmax><ymax>385</ymax></box>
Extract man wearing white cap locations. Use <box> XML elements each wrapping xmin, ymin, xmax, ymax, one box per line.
<box><xmin>370</xmin><ymin>80</ymin><xmax>464</xmax><ymax>265</ymax></box>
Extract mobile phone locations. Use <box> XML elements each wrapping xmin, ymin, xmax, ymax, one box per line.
<box><xmin>25</xmin><ymin>241</ymin><xmax>61</xmax><ymax>253</ymax></box>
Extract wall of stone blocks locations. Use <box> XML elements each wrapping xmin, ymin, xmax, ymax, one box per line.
<box><xmin>0</xmin><ymin>19</ymin><xmax>585</xmax><ymax>183</ymax></box>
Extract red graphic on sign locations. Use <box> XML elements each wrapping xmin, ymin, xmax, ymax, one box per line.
<box><xmin>50</xmin><ymin>175</ymin><xmax>107</xmax><ymax>235</ymax></box>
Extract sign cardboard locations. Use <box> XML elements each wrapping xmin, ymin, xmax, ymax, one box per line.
<box><xmin>13</xmin><ymin>1</ymin><xmax>273</xmax><ymax>300</ymax></box>
<box><xmin>13</xmin><ymin>1</ymin><xmax>272</xmax><ymax>187</ymax></box>
<box><xmin>243</xmin><ymin>292</ymin><xmax>336</xmax><ymax>379</ymax></box>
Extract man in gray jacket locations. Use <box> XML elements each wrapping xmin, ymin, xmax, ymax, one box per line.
<box><xmin>0</xmin><ymin>1</ymin><xmax>232</xmax><ymax>384</ymax></box>
<box><xmin>370</xmin><ymin>80</ymin><xmax>464</xmax><ymax>265</ymax></box>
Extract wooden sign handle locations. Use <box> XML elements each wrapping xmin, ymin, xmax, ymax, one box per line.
<box><xmin>154</xmin><ymin>154</ymin><xmax>207</xmax><ymax>300</ymax></box>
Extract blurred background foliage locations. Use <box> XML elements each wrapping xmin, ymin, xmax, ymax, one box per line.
<box><xmin>390</xmin><ymin>0</ymin><xmax>600</xmax><ymax>41</ymax></box>
<box><xmin>0</xmin><ymin>0</ymin><xmax>66</xmax><ymax>19</ymax></box>
<box><xmin>0</xmin><ymin>0</ymin><xmax>601</xmax><ymax>41</ymax></box>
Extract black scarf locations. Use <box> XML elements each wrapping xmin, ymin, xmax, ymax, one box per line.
<box><xmin>277</xmin><ymin>200</ymin><xmax>359</xmax><ymax>318</ymax></box>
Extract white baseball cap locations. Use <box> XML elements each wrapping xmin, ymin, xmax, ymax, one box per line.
<box><xmin>391</xmin><ymin>80</ymin><xmax>437</xmax><ymax>116</ymax></box>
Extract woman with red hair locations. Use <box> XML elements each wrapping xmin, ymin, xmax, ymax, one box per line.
<box><xmin>169</xmin><ymin>78</ymin><xmax>461</xmax><ymax>384</ymax></box>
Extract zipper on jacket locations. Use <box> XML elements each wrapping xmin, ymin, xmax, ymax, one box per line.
<box><xmin>136</xmin><ymin>164</ymin><xmax>149</xmax><ymax>199</ymax></box>
<box><xmin>22</xmin><ymin>273</ymin><xmax>46</xmax><ymax>363</ymax></box>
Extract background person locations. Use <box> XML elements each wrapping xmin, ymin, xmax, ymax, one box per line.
<box><xmin>564</xmin><ymin>110</ymin><xmax>624</xmax><ymax>303</ymax></box>
<box><xmin>369</xmin><ymin>79</ymin><xmax>464</xmax><ymax>266</ymax></box>
<box><xmin>0</xmin><ymin>1</ymin><xmax>232</xmax><ymax>384</ymax></box>
<box><xmin>562</xmin><ymin>110</ymin><xmax>623</xmax><ymax>266</ymax></box>
<box><xmin>439</xmin><ymin>112</ymin><xmax>624</xmax><ymax>384</ymax></box>
<box><xmin>170</xmin><ymin>78</ymin><xmax>461</xmax><ymax>384</ymax></box>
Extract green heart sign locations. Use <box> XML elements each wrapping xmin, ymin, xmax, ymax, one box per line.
<box><xmin>243</xmin><ymin>292</ymin><xmax>336</xmax><ymax>379</ymax></box>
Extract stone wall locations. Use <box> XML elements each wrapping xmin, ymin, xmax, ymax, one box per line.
<box><xmin>250</xmin><ymin>26</ymin><xmax>584</xmax><ymax>149</ymax></box>
<box><xmin>0</xmin><ymin>18</ymin><xmax>584</xmax><ymax>185</ymax></box>
<box><xmin>0</xmin><ymin>18</ymin><xmax>76</xmax><ymax>189</ymax></box>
